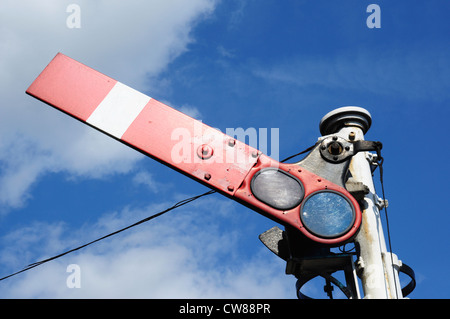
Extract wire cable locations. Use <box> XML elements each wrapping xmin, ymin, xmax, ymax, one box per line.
<box><xmin>0</xmin><ymin>143</ymin><xmax>317</xmax><ymax>283</ymax></box>
<box><xmin>280</xmin><ymin>142</ymin><xmax>318</xmax><ymax>163</ymax></box>
<box><xmin>375</xmin><ymin>146</ymin><xmax>399</xmax><ymax>299</ymax></box>
<box><xmin>0</xmin><ymin>189</ymin><xmax>216</xmax><ymax>282</ymax></box>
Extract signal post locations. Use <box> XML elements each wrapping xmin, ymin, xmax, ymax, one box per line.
<box><xmin>319</xmin><ymin>107</ymin><xmax>401</xmax><ymax>298</ymax></box>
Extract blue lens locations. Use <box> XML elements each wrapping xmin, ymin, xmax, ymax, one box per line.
<box><xmin>300</xmin><ymin>191</ymin><xmax>355</xmax><ymax>238</ymax></box>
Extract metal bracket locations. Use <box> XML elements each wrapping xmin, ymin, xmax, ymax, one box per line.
<box><xmin>296</xmin><ymin>141</ymin><xmax>350</xmax><ymax>188</ymax></box>
<box><xmin>381</xmin><ymin>253</ymin><xmax>416</xmax><ymax>298</ymax></box>
<box><xmin>353</xmin><ymin>140</ymin><xmax>383</xmax><ymax>154</ymax></box>
<box><xmin>375</xmin><ymin>195</ymin><xmax>389</xmax><ymax>210</ymax></box>
<box><xmin>398</xmin><ymin>262</ymin><xmax>416</xmax><ymax>297</ymax></box>
<box><xmin>259</xmin><ymin>226</ymin><xmax>361</xmax><ymax>299</ymax></box>
<box><xmin>345</xmin><ymin>177</ymin><xmax>370</xmax><ymax>203</ymax></box>
<box><xmin>291</xmin><ymin>254</ymin><xmax>360</xmax><ymax>299</ymax></box>
<box><xmin>319</xmin><ymin>135</ymin><xmax>354</xmax><ymax>164</ymax></box>
<box><xmin>296</xmin><ymin>135</ymin><xmax>382</xmax><ymax>189</ymax></box>
<box><xmin>318</xmin><ymin>137</ymin><xmax>382</xmax><ymax>164</ymax></box>
<box><xmin>258</xmin><ymin>226</ymin><xmax>290</xmax><ymax>261</ymax></box>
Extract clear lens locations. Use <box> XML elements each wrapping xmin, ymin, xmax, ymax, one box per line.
<box><xmin>251</xmin><ymin>169</ymin><xmax>304</xmax><ymax>210</ymax></box>
<box><xmin>300</xmin><ymin>191</ymin><xmax>355</xmax><ymax>238</ymax></box>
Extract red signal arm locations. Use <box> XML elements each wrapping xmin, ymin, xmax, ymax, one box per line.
<box><xmin>26</xmin><ymin>53</ymin><xmax>360</xmax><ymax>244</ymax></box>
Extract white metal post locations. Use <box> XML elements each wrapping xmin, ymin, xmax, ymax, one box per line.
<box><xmin>319</xmin><ymin>107</ymin><xmax>402</xmax><ymax>299</ymax></box>
<box><xmin>341</xmin><ymin>126</ymin><xmax>394</xmax><ymax>298</ymax></box>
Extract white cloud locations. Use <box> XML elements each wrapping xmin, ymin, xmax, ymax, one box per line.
<box><xmin>0</xmin><ymin>196</ymin><xmax>295</xmax><ymax>298</ymax></box>
<box><xmin>159</xmin><ymin>99</ymin><xmax>204</xmax><ymax>120</ymax></box>
<box><xmin>0</xmin><ymin>0</ymin><xmax>217</xmax><ymax>210</ymax></box>
<box><xmin>217</xmin><ymin>45</ymin><xmax>236</xmax><ymax>59</ymax></box>
<box><xmin>227</xmin><ymin>0</ymin><xmax>249</xmax><ymax>31</ymax></box>
<box><xmin>132</xmin><ymin>170</ymin><xmax>172</xmax><ymax>193</ymax></box>
<box><xmin>177</xmin><ymin>104</ymin><xmax>203</xmax><ymax>120</ymax></box>
<box><xmin>253</xmin><ymin>47</ymin><xmax>450</xmax><ymax>101</ymax></box>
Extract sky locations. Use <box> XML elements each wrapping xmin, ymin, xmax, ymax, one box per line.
<box><xmin>0</xmin><ymin>0</ymin><xmax>449</xmax><ymax>299</ymax></box>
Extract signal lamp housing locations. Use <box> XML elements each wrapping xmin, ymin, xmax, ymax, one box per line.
<box><xmin>238</xmin><ymin>157</ymin><xmax>361</xmax><ymax>246</ymax></box>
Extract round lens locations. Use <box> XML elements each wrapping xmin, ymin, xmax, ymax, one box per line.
<box><xmin>300</xmin><ymin>191</ymin><xmax>355</xmax><ymax>238</ymax></box>
<box><xmin>251</xmin><ymin>168</ymin><xmax>304</xmax><ymax>210</ymax></box>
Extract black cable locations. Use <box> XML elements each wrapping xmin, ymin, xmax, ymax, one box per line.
<box><xmin>0</xmin><ymin>189</ymin><xmax>216</xmax><ymax>282</ymax></box>
<box><xmin>0</xmin><ymin>143</ymin><xmax>318</xmax><ymax>283</ymax></box>
<box><xmin>280</xmin><ymin>142</ymin><xmax>318</xmax><ymax>163</ymax></box>
<box><xmin>338</xmin><ymin>243</ymin><xmax>356</xmax><ymax>254</ymax></box>
<box><xmin>376</xmin><ymin>146</ymin><xmax>399</xmax><ymax>299</ymax></box>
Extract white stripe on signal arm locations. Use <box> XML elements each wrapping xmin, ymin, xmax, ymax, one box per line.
<box><xmin>86</xmin><ymin>82</ymin><xmax>151</xmax><ymax>139</ymax></box>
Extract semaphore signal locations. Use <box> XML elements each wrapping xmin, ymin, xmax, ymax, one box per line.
<box><xmin>24</xmin><ymin>52</ymin><xmax>415</xmax><ymax>299</ymax></box>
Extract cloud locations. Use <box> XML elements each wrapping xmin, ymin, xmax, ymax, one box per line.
<box><xmin>177</xmin><ymin>104</ymin><xmax>203</xmax><ymax>120</ymax></box>
<box><xmin>227</xmin><ymin>0</ymin><xmax>249</xmax><ymax>31</ymax></box>
<box><xmin>217</xmin><ymin>45</ymin><xmax>236</xmax><ymax>59</ymax></box>
<box><xmin>0</xmin><ymin>195</ymin><xmax>295</xmax><ymax>298</ymax></box>
<box><xmin>0</xmin><ymin>0</ymin><xmax>217</xmax><ymax>210</ymax></box>
<box><xmin>132</xmin><ymin>170</ymin><xmax>172</xmax><ymax>193</ymax></box>
<box><xmin>160</xmin><ymin>99</ymin><xmax>204</xmax><ymax>120</ymax></box>
<box><xmin>253</xmin><ymin>47</ymin><xmax>450</xmax><ymax>102</ymax></box>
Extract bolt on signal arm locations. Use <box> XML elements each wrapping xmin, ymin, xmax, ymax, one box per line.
<box><xmin>26</xmin><ymin>53</ymin><xmax>362</xmax><ymax>246</ymax></box>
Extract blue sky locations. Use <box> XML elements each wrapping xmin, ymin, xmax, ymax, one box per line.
<box><xmin>0</xmin><ymin>0</ymin><xmax>449</xmax><ymax>298</ymax></box>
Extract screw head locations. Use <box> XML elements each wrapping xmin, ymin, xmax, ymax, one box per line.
<box><xmin>197</xmin><ymin>144</ymin><xmax>214</xmax><ymax>160</ymax></box>
<box><xmin>349</xmin><ymin>132</ymin><xmax>356</xmax><ymax>141</ymax></box>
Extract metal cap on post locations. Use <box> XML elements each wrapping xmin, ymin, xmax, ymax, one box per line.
<box><xmin>319</xmin><ymin>106</ymin><xmax>372</xmax><ymax>136</ymax></box>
